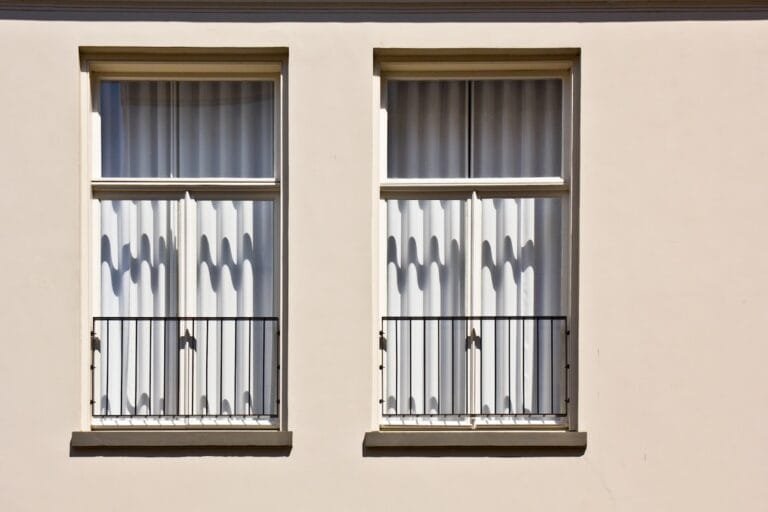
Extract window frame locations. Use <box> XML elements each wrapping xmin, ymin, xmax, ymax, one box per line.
<box><xmin>374</xmin><ymin>52</ymin><xmax>579</xmax><ymax>432</ymax></box>
<box><xmin>80</xmin><ymin>52</ymin><xmax>287</xmax><ymax>431</ymax></box>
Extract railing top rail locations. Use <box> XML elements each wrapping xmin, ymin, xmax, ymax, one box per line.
<box><xmin>93</xmin><ymin>316</ymin><xmax>279</xmax><ymax>321</ymax></box>
<box><xmin>381</xmin><ymin>315</ymin><xmax>567</xmax><ymax>321</ymax></box>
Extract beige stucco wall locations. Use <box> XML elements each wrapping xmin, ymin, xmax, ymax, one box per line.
<box><xmin>0</xmin><ymin>13</ymin><xmax>767</xmax><ymax>511</ymax></box>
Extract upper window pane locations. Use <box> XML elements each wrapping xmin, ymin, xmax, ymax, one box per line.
<box><xmin>100</xmin><ymin>81</ymin><xmax>173</xmax><ymax>178</ymax></box>
<box><xmin>100</xmin><ymin>80</ymin><xmax>275</xmax><ymax>178</ymax></box>
<box><xmin>472</xmin><ymin>79</ymin><xmax>562</xmax><ymax>178</ymax></box>
<box><xmin>387</xmin><ymin>81</ymin><xmax>467</xmax><ymax>179</ymax></box>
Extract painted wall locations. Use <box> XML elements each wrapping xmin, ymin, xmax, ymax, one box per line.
<box><xmin>0</xmin><ymin>12</ymin><xmax>767</xmax><ymax>511</ymax></box>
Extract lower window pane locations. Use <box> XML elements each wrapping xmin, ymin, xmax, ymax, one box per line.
<box><xmin>479</xmin><ymin>197</ymin><xmax>566</xmax><ymax>418</ymax></box>
<box><xmin>195</xmin><ymin>200</ymin><xmax>276</xmax><ymax>417</ymax></box>
<box><xmin>97</xmin><ymin>199</ymin><xmax>177</xmax><ymax>416</ymax></box>
<box><xmin>385</xmin><ymin>199</ymin><xmax>466</xmax><ymax>416</ymax></box>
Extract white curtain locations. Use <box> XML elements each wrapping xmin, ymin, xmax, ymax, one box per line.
<box><xmin>100</xmin><ymin>80</ymin><xmax>274</xmax><ymax>178</ymax></box>
<box><xmin>100</xmin><ymin>82</ymin><xmax>173</xmax><ymax>178</ymax></box>
<box><xmin>385</xmin><ymin>199</ymin><xmax>466</xmax><ymax>415</ymax></box>
<box><xmin>98</xmin><ymin>199</ymin><xmax>177</xmax><ymax>416</ymax></box>
<box><xmin>195</xmin><ymin>200</ymin><xmax>275</xmax><ymax>416</ymax></box>
<box><xmin>385</xmin><ymin>79</ymin><xmax>566</xmax><ymax>418</ymax></box>
<box><xmin>178</xmin><ymin>82</ymin><xmax>274</xmax><ymax>178</ymax></box>
<box><xmin>473</xmin><ymin>79</ymin><xmax>562</xmax><ymax>178</ymax></box>
<box><xmin>386</xmin><ymin>81</ymin><xmax>466</xmax><ymax>179</ymax></box>
<box><xmin>479</xmin><ymin>197</ymin><xmax>565</xmax><ymax>416</ymax></box>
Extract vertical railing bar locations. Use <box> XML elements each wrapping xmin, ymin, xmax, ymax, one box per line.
<box><xmin>395</xmin><ymin>319</ymin><xmax>399</xmax><ymax>415</ymax></box>
<box><xmin>379</xmin><ymin>320</ymin><xmax>384</xmax><ymax>417</ymax></box>
<box><xmin>191</xmin><ymin>319</ymin><xmax>196</xmax><ymax>415</ymax></box>
<box><xmin>219</xmin><ymin>320</ymin><xmax>223</xmax><ymax>415</ymax></box>
<box><xmin>233</xmin><ymin>318</ymin><xmax>238</xmax><ymax>416</ymax></box>
<box><xmin>551</xmin><ymin>318</ymin><xmax>554</xmax><ymax>415</ymax></box>
<box><xmin>90</xmin><ymin>320</ymin><xmax>96</xmax><ymax>417</ymax></box>
<box><xmin>105</xmin><ymin>319</ymin><xmax>110</xmax><ymax>415</ymax></box>
<box><xmin>507</xmin><ymin>318</ymin><xmax>512</xmax><ymax>414</ymax></box>
<box><xmin>494</xmin><ymin>319</ymin><xmax>498</xmax><ymax>415</ymax></box>
<box><xmin>262</xmin><ymin>320</ymin><xmax>266</xmax><ymax>416</ymax></box>
<box><xmin>409</xmin><ymin>319</ymin><xmax>413</xmax><ymax>415</ymax></box>
<box><xmin>437</xmin><ymin>320</ymin><xmax>440</xmax><ymax>415</ymax></box>
<box><xmin>162</xmin><ymin>319</ymin><xmax>167</xmax><ymax>415</ymax></box>
<box><xmin>564</xmin><ymin>318</ymin><xmax>569</xmax><ymax>415</ymax></box>
<box><xmin>134</xmin><ymin>318</ymin><xmax>138</xmax><ymax>415</ymax></box>
<box><xmin>248</xmin><ymin>319</ymin><xmax>252</xmax><ymax>416</ymax></box>
<box><xmin>176</xmin><ymin>320</ymin><xmax>181</xmax><ymax>416</ymax></box>
<box><xmin>535</xmin><ymin>318</ymin><xmax>539</xmax><ymax>414</ymax></box>
<box><xmin>148</xmin><ymin>319</ymin><xmax>153</xmax><ymax>416</ymax></box>
<box><xmin>479</xmin><ymin>319</ymin><xmax>483</xmax><ymax>416</ymax></box>
<box><xmin>205</xmin><ymin>319</ymin><xmax>209</xmax><ymax>415</ymax></box>
<box><xmin>275</xmin><ymin>321</ymin><xmax>280</xmax><ymax>417</ymax></box>
<box><xmin>451</xmin><ymin>318</ymin><xmax>454</xmax><ymax>415</ymax></box>
<box><xmin>423</xmin><ymin>318</ymin><xmax>426</xmax><ymax>415</ymax></box>
<box><xmin>120</xmin><ymin>319</ymin><xmax>124</xmax><ymax>416</ymax></box>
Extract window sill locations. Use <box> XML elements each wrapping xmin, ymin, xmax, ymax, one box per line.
<box><xmin>363</xmin><ymin>430</ymin><xmax>586</xmax><ymax>456</ymax></box>
<box><xmin>70</xmin><ymin>430</ymin><xmax>292</xmax><ymax>456</ymax></box>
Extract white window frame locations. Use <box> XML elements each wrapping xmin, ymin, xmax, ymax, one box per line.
<box><xmin>80</xmin><ymin>54</ymin><xmax>287</xmax><ymax>430</ymax></box>
<box><xmin>374</xmin><ymin>53</ymin><xmax>579</xmax><ymax>431</ymax></box>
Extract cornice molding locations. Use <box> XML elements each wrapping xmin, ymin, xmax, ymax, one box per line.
<box><xmin>1</xmin><ymin>0</ymin><xmax>768</xmax><ymax>12</ymax></box>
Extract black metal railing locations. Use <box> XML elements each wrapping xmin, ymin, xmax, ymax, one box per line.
<box><xmin>379</xmin><ymin>316</ymin><xmax>569</xmax><ymax>418</ymax></box>
<box><xmin>90</xmin><ymin>317</ymin><xmax>280</xmax><ymax>419</ymax></box>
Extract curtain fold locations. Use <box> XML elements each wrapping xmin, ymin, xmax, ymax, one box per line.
<box><xmin>98</xmin><ymin>199</ymin><xmax>176</xmax><ymax>415</ymax></box>
<box><xmin>100</xmin><ymin>80</ymin><xmax>274</xmax><ymax>179</ymax></box>
<box><xmin>387</xmin><ymin>81</ymin><xmax>466</xmax><ymax>179</ymax></box>
<box><xmin>472</xmin><ymin>79</ymin><xmax>562</xmax><ymax>178</ymax></box>
<box><xmin>385</xmin><ymin>199</ymin><xmax>466</xmax><ymax>415</ymax></box>
<box><xmin>195</xmin><ymin>200</ymin><xmax>275</xmax><ymax>416</ymax></box>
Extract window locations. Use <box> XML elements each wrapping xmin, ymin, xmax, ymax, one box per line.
<box><xmin>86</xmin><ymin>58</ymin><xmax>284</xmax><ymax>429</ymax></box>
<box><xmin>376</xmin><ymin>55</ymin><xmax>577</xmax><ymax>430</ymax></box>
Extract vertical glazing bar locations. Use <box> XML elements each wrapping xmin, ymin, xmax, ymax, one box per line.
<box><xmin>262</xmin><ymin>320</ymin><xmax>266</xmax><ymax>416</ymax></box>
<box><xmin>148</xmin><ymin>320</ymin><xmax>152</xmax><ymax>415</ymax></box>
<box><xmin>248</xmin><ymin>319</ymin><xmax>252</xmax><ymax>415</ymax></box>
<box><xmin>551</xmin><ymin>318</ymin><xmax>555</xmax><ymax>415</ymax></box>
<box><xmin>134</xmin><ymin>319</ymin><xmax>138</xmax><ymax>415</ymax></box>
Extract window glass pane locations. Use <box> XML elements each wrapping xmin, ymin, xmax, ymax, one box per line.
<box><xmin>196</xmin><ymin>200</ymin><xmax>276</xmax><ymax>416</ymax></box>
<box><xmin>179</xmin><ymin>82</ymin><xmax>274</xmax><ymax>178</ymax></box>
<box><xmin>472</xmin><ymin>80</ymin><xmax>562</xmax><ymax>178</ymax></box>
<box><xmin>197</xmin><ymin>200</ymin><xmax>274</xmax><ymax>316</ymax></box>
<box><xmin>387</xmin><ymin>81</ymin><xmax>467</xmax><ymax>179</ymax></box>
<box><xmin>97</xmin><ymin>199</ymin><xmax>177</xmax><ymax>415</ymax></box>
<box><xmin>385</xmin><ymin>199</ymin><xmax>466</xmax><ymax>415</ymax></box>
<box><xmin>479</xmin><ymin>197</ymin><xmax>565</xmax><ymax>416</ymax></box>
<box><xmin>480</xmin><ymin>197</ymin><xmax>563</xmax><ymax>316</ymax></box>
<box><xmin>100</xmin><ymin>81</ymin><xmax>173</xmax><ymax>178</ymax></box>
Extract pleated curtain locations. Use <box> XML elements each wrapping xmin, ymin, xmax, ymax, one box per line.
<box><xmin>385</xmin><ymin>79</ymin><xmax>565</xmax><ymax>417</ymax></box>
<box><xmin>96</xmin><ymin>80</ymin><xmax>275</xmax><ymax>417</ymax></box>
